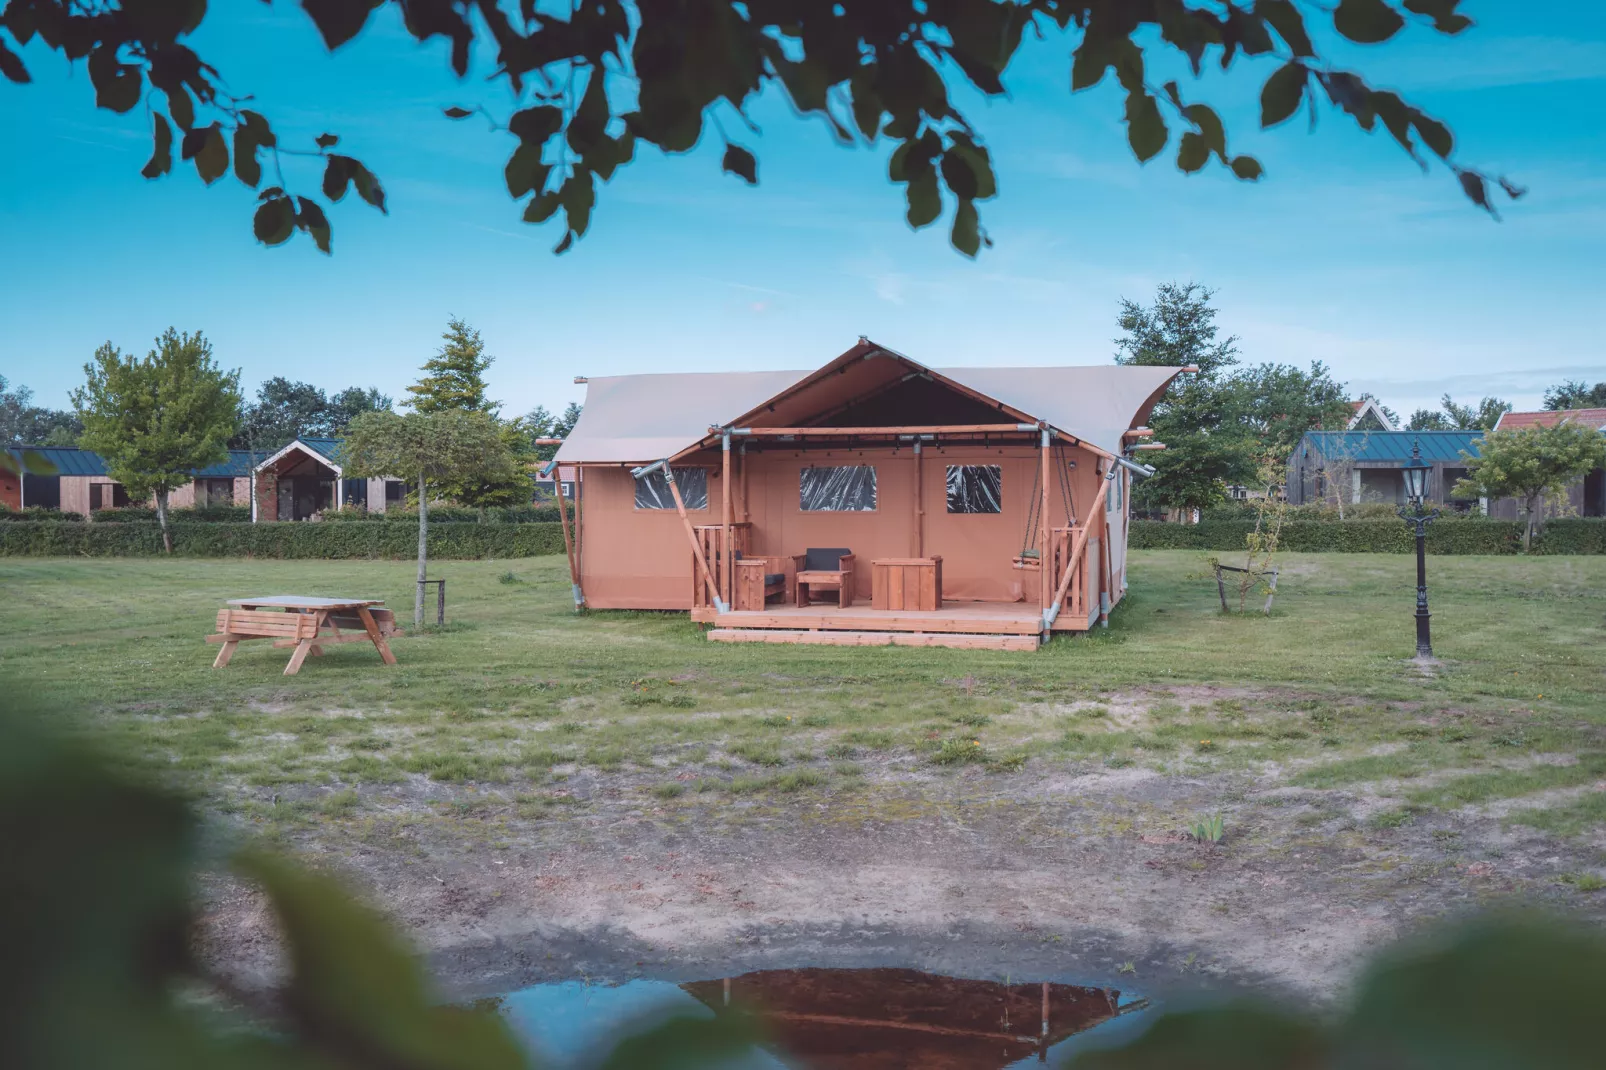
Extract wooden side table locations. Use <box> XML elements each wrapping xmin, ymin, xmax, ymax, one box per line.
<box><xmin>871</xmin><ymin>557</ymin><xmax>942</xmax><ymax>611</ymax></box>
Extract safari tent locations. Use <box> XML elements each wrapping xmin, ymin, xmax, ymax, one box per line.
<box><xmin>550</xmin><ymin>340</ymin><xmax>1185</xmax><ymax>651</ymax></box>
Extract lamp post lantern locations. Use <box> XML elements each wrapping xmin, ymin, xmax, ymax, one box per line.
<box><xmin>1398</xmin><ymin>438</ymin><xmax>1440</xmax><ymax>659</ymax></box>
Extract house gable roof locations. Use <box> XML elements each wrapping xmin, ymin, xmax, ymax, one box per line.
<box><xmin>555</xmin><ymin>341</ymin><xmax>1184</xmax><ymax>464</ymax></box>
<box><xmin>1494</xmin><ymin>408</ymin><xmax>1606</xmax><ymax>433</ymax></box>
<box><xmin>253</xmin><ymin>437</ymin><xmax>343</xmax><ymax>473</ymax></box>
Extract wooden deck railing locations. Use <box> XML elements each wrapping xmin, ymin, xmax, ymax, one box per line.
<box><xmin>691</xmin><ymin>524</ymin><xmax>751</xmax><ymax>608</ymax></box>
<box><xmin>1047</xmin><ymin>524</ymin><xmax>1092</xmax><ymax>625</ymax></box>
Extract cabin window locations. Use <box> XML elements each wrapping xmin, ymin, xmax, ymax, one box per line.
<box><xmin>945</xmin><ymin>465</ymin><xmax>1001</xmax><ymax>514</ymax></box>
<box><xmin>800</xmin><ymin>465</ymin><xmax>877</xmax><ymax>512</ymax></box>
<box><xmin>385</xmin><ymin>480</ymin><xmax>405</xmax><ymax>503</ymax></box>
<box><xmin>635</xmin><ymin>467</ymin><xmax>708</xmax><ymax>510</ymax></box>
<box><xmin>203</xmin><ymin>478</ymin><xmax>235</xmax><ymax>505</ymax></box>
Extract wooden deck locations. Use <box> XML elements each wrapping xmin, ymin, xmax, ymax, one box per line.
<box><xmin>691</xmin><ymin>600</ymin><xmax>1095</xmax><ymax>649</ymax></box>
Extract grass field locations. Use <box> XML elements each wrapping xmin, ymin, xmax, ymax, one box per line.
<box><xmin>3</xmin><ymin>550</ymin><xmax>1603</xmax><ymax>841</ymax></box>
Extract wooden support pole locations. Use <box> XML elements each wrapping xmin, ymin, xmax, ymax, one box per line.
<box><xmin>739</xmin><ymin>441</ymin><xmax>749</xmax><ymax>524</ymax></box>
<box><xmin>721</xmin><ymin>430</ymin><xmax>733</xmax><ymax>606</ymax></box>
<box><xmin>551</xmin><ymin>462</ymin><xmax>583</xmax><ymax>610</ymax></box>
<box><xmin>664</xmin><ymin>464</ymin><xmax>725</xmax><ymax>612</ymax></box>
<box><xmin>1039</xmin><ymin>428</ymin><xmax>1052</xmax><ymax>612</ymax></box>
<box><xmin>913</xmin><ymin>440</ymin><xmax>924</xmax><ymax>558</ymax></box>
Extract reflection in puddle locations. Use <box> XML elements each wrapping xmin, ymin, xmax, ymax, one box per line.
<box><xmin>501</xmin><ymin>967</ymin><xmax>1149</xmax><ymax>1068</ymax></box>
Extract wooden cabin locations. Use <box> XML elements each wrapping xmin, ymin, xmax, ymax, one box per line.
<box><xmin>551</xmin><ymin>341</ymin><xmax>1183</xmax><ymax>651</ymax></box>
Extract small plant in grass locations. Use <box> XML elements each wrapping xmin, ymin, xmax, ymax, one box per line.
<box><xmin>951</xmin><ymin>711</ymin><xmax>992</xmax><ymax>728</ymax></box>
<box><xmin>1189</xmin><ymin>814</ymin><xmax>1225</xmax><ymax>844</ymax></box>
<box><xmin>1118</xmin><ymin>961</ymin><xmax>1137</xmax><ymax>975</ymax></box>
<box><xmin>1195</xmin><ymin>739</ymin><xmax>1217</xmax><ymax>753</ymax></box>
<box><xmin>931</xmin><ymin>738</ymin><xmax>988</xmax><ymax>765</ymax></box>
<box><xmin>824</xmin><ymin>742</ymin><xmax>857</xmax><ymax>759</ymax></box>
<box><xmin>1371</xmin><ymin>807</ymin><xmax>1416</xmax><ymax>829</ymax></box>
<box><xmin>497</xmin><ymin>570</ymin><xmax>522</xmax><ymax>584</ymax></box>
<box><xmin>1557</xmin><ymin>873</ymin><xmax>1606</xmax><ymax>892</ymax></box>
<box><xmin>1491</xmin><ymin>730</ymin><xmax>1529</xmax><ymax>749</ymax></box>
<box><xmin>1103</xmin><ymin>754</ymin><xmax>1134</xmax><ymax>769</ymax></box>
<box><xmin>988</xmin><ymin>753</ymin><xmax>1027</xmax><ymax>773</ymax></box>
<box><xmin>759</xmin><ymin>714</ymin><xmax>793</xmax><ymax>728</ymax></box>
<box><xmin>651</xmin><ymin>782</ymin><xmax>685</xmax><ymax>799</ymax></box>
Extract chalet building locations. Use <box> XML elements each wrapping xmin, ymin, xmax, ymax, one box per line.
<box><xmin>550</xmin><ymin>339</ymin><xmax>1184</xmax><ymax>650</ymax></box>
<box><xmin>1285</xmin><ymin>431</ymin><xmax>1482</xmax><ymax>510</ymax></box>
<box><xmin>1</xmin><ymin>447</ymin><xmax>254</xmax><ymax>515</ymax></box>
<box><xmin>1488</xmin><ymin>408</ymin><xmax>1606</xmax><ymax>518</ymax></box>
<box><xmin>248</xmin><ymin>436</ymin><xmax>405</xmax><ymax>522</ymax></box>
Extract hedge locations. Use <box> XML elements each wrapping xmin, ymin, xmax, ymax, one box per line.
<box><xmin>1129</xmin><ymin>517</ymin><xmax>1606</xmax><ymax>555</ymax></box>
<box><xmin>0</xmin><ymin>521</ymin><xmax>567</xmax><ymax>559</ymax></box>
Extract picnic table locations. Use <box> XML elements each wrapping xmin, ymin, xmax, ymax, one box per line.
<box><xmin>207</xmin><ymin>595</ymin><xmax>400</xmax><ymax>675</ymax></box>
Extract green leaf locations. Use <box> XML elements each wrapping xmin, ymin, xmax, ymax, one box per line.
<box><xmin>1260</xmin><ymin>62</ymin><xmax>1307</xmax><ymax>127</ymax></box>
<box><xmin>1229</xmin><ymin>155</ymin><xmax>1264</xmax><ymax>180</ymax></box>
<box><xmin>1258</xmin><ymin>0</ymin><xmax>1316</xmax><ymax>57</ymax></box>
<box><xmin>194</xmin><ymin>125</ymin><xmax>228</xmax><ymax>185</ymax></box>
<box><xmin>596</xmin><ymin>1012</ymin><xmax>762</xmax><ymax>1070</ymax></box>
<box><xmin>349</xmin><ymin>160</ymin><xmax>387</xmax><ymax>212</ymax></box>
<box><xmin>1334</xmin><ymin>0</ymin><xmax>1407</xmax><ymax>43</ymax></box>
<box><xmin>1403</xmin><ymin>0</ymin><xmax>1474</xmax><ymax>34</ymax></box>
<box><xmin>508</xmin><ymin>105</ymin><xmax>563</xmax><ymax>146</ymax></box>
<box><xmin>905</xmin><ymin>169</ymin><xmax>941</xmax><ymax>229</ymax></box>
<box><xmin>849</xmin><ymin>73</ymin><xmax>882</xmax><ymax>140</ymax></box>
<box><xmin>1456</xmin><ymin>168</ymin><xmax>1492</xmax><ymax>212</ymax></box>
<box><xmin>522</xmin><ymin>190</ymin><xmax>561</xmax><ymax>223</ymax></box>
<box><xmin>1340</xmin><ymin>915</ymin><xmax>1606</xmax><ymax>1070</ymax></box>
<box><xmin>443</xmin><ymin>106</ymin><xmax>474</xmax><ymax>119</ymax></box>
<box><xmin>504</xmin><ymin>143</ymin><xmax>547</xmax><ymax>199</ymax></box>
<box><xmin>302</xmin><ymin>0</ymin><xmax>382</xmax><ymax>49</ymax></box>
<box><xmin>553</xmin><ymin>230</ymin><xmax>575</xmax><ymax>254</ymax></box>
<box><xmin>1070</xmin><ymin>35</ymin><xmax>1109</xmax><ymax>91</ymax></box>
<box><xmin>946</xmin><ymin>132</ymin><xmax>996</xmax><ymax>199</ymax></box>
<box><xmin>1177</xmin><ymin>131</ymin><xmax>1210</xmax><ymax>173</ymax></box>
<box><xmin>315</xmin><ymin>132</ymin><xmax>339</xmax><ymax>149</ymax></box>
<box><xmin>940</xmin><ymin>147</ymin><xmax>978</xmax><ymax>199</ymax></box>
<box><xmin>294</xmin><ymin>196</ymin><xmax>332</xmax><ymax>253</ymax></box>
<box><xmin>0</xmin><ymin>38</ymin><xmax>29</xmax><ymax>83</ymax></box>
<box><xmin>164</xmin><ymin>84</ymin><xmax>194</xmax><ymax>131</ymax></box>
<box><xmin>253</xmin><ymin>195</ymin><xmax>295</xmax><ymax>245</ymax></box>
<box><xmin>559</xmin><ymin>171</ymin><xmax>596</xmax><ymax>236</ymax></box>
<box><xmin>141</xmin><ymin>115</ymin><xmax>173</xmax><ymax>179</ymax></box>
<box><xmin>1124</xmin><ymin>90</ymin><xmax>1168</xmax><ymax>163</ymax></box>
<box><xmin>1182</xmin><ymin>103</ymin><xmax>1226</xmax><ymax>158</ymax></box>
<box><xmin>1068</xmin><ymin>1003</ymin><xmax>1326</xmax><ymax>1069</ymax></box>
<box><xmin>1413</xmin><ymin>113</ymin><xmax>1453</xmax><ymax>158</ymax></box>
<box><xmin>232</xmin><ymin>112</ymin><xmax>273</xmax><ymax>188</ymax></box>
<box><xmin>234</xmin><ymin>849</ymin><xmax>526</xmax><ymax>1069</ymax></box>
<box><xmin>89</xmin><ymin>44</ymin><xmax>141</xmax><ymax>113</ymax></box>
<box><xmin>721</xmin><ymin>144</ymin><xmax>758</xmax><ymax>185</ymax></box>
<box><xmin>322</xmin><ymin>154</ymin><xmax>353</xmax><ymax>200</ymax></box>
<box><xmin>950</xmin><ymin>199</ymin><xmax>983</xmax><ymax>258</ymax></box>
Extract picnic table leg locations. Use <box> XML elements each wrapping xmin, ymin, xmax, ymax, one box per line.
<box><xmin>356</xmin><ymin>606</ymin><xmax>398</xmax><ymax>666</ymax></box>
<box><xmin>305</xmin><ymin>609</ymin><xmax>325</xmax><ymax>657</ymax></box>
<box><xmin>212</xmin><ymin>640</ymin><xmax>238</xmax><ymax>669</ymax></box>
<box><xmin>284</xmin><ymin>639</ymin><xmax>315</xmax><ymax>675</ymax></box>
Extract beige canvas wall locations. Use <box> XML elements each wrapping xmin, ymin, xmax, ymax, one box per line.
<box><xmin>577</xmin><ymin>441</ymin><xmax>1114</xmax><ymax>611</ymax></box>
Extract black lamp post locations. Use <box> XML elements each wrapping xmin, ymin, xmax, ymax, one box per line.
<box><xmin>1397</xmin><ymin>439</ymin><xmax>1440</xmax><ymax>658</ymax></box>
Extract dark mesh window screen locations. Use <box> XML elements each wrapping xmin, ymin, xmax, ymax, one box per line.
<box><xmin>946</xmin><ymin>465</ymin><xmax>1002</xmax><ymax>514</ymax></box>
<box><xmin>635</xmin><ymin>467</ymin><xmax>708</xmax><ymax>510</ymax></box>
<box><xmin>799</xmin><ymin>465</ymin><xmax>877</xmax><ymax>511</ymax></box>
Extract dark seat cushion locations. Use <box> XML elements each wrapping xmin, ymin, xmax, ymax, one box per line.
<box><xmin>804</xmin><ymin>547</ymin><xmax>852</xmax><ymax>572</ymax></box>
<box><xmin>763</xmin><ymin>573</ymin><xmax>785</xmax><ymax>587</ymax></box>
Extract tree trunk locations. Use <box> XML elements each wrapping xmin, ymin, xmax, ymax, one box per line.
<box><xmin>416</xmin><ymin>474</ymin><xmax>428</xmax><ymax>628</ymax></box>
<box><xmin>155</xmin><ymin>487</ymin><xmax>172</xmax><ymax>554</ymax></box>
<box><xmin>1523</xmin><ymin>493</ymin><xmax>1538</xmax><ymax>554</ymax></box>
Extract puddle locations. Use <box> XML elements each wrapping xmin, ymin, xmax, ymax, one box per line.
<box><xmin>498</xmin><ymin>967</ymin><xmax>1150</xmax><ymax>1068</ymax></box>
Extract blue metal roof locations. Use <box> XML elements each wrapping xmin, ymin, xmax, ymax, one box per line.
<box><xmin>1300</xmin><ymin>430</ymin><xmax>1482</xmax><ymax>463</ymax></box>
<box><xmin>7</xmin><ymin>447</ymin><xmax>107</xmax><ymax>476</ymax></box>
<box><xmin>293</xmin><ymin>437</ymin><xmax>342</xmax><ymax>463</ymax></box>
<box><xmin>8</xmin><ymin>447</ymin><xmax>258</xmax><ymax>478</ymax></box>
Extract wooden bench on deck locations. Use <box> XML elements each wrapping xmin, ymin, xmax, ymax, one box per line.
<box><xmin>206</xmin><ymin>596</ymin><xmax>400</xmax><ymax>675</ymax></box>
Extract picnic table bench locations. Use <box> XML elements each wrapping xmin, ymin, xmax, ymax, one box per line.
<box><xmin>207</xmin><ymin>595</ymin><xmax>400</xmax><ymax>675</ymax></box>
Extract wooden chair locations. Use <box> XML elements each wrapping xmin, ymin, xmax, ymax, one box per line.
<box><xmin>733</xmin><ymin>552</ymin><xmax>793</xmax><ymax>611</ymax></box>
<box><xmin>792</xmin><ymin>547</ymin><xmax>855</xmax><ymax>608</ymax></box>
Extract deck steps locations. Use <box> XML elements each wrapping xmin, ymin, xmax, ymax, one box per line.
<box><xmin>707</xmin><ymin>628</ymin><xmax>1040</xmax><ymax>651</ymax></box>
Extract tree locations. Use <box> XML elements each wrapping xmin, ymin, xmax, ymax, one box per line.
<box><xmin>233</xmin><ymin>377</ymin><xmax>331</xmax><ymax>450</ymax></box>
<box><xmin>2</xmin><ymin>2</ymin><xmax>1522</xmax><ymax>260</ymax></box>
<box><xmin>71</xmin><ymin>330</ymin><xmax>241</xmax><ymax>552</ymax></box>
<box><xmin>406</xmin><ymin>319</ymin><xmax>497</xmax><ymax>415</ymax></box>
<box><xmin>325</xmin><ymin>386</ymin><xmax>393</xmax><ymax>433</ymax></box>
<box><xmin>1453</xmin><ymin>422</ymin><xmax>1606</xmax><ymax>552</ymax></box>
<box><xmin>338</xmin><ymin>409</ymin><xmax>518</xmax><ymax>626</ymax></box>
<box><xmin>1115</xmin><ymin>282</ymin><xmax>1251</xmax><ymax>515</ymax></box>
<box><xmin>1405</xmin><ymin>408</ymin><xmax>1450</xmax><ymax>431</ymax></box>
<box><xmin>1227</xmin><ymin>360</ymin><xmax>1353</xmax><ymax>462</ymax></box>
<box><xmin>1543</xmin><ymin>380</ymin><xmax>1606</xmax><ymax>410</ymax></box>
<box><xmin>0</xmin><ymin>375</ymin><xmax>82</xmax><ymax>447</ymax></box>
<box><xmin>523</xmin><ymin>402</ymin><xmax>584</xmax><ymax>462</ymax></box>
<box><xmin>1440</xmin><ymin>393</ymin><xmax>1510</xmax><ymax>432</ymax></box>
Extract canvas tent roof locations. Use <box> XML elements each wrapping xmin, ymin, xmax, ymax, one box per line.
<box><xmin>555</xmin><ymin>343</ymin><xmax>1181</xmax><ymax>464</ymax></box>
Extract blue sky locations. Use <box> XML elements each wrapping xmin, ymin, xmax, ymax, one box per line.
<box><xmin>3</xmin><ymin>3</ymin><xmax>1603</xmax><ymax>421</ymax></box>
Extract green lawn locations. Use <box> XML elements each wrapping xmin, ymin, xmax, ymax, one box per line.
<box><xmin>3</xmin><ymin>551</ymin><xmax>1603</xmax><ymax>836</ymax></box>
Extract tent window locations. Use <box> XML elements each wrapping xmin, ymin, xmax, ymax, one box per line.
<box><xmin>946</xmin><ymin>465</ymin><xmax>1001</xmax><ymax>514</ymax></box>
<box><xmin>800</xmin><ymin>465</ymin><xmax>877</xmax><ymax>512</ymax></box>
<box><xmin>635</xmin><ymin>467</ymin><xmax>707</xmax><ymax>510</ymax></box>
